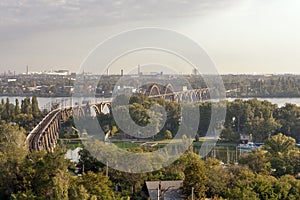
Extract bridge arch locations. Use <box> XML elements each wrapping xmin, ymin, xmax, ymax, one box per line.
<box><xmin>147</xmin><ymin>84</ymin><xmax>161</xmax><ymax>96</ymax></box>
<box><xmin>164</xmin><ymin>83</ymin><xmax>174</xmax><ymax>95</ymax></box>
<box><xmin>91</xmin><ymin>104</ymin><xmax>101</xmax><ymax>115</ymax></box>
<box><xmin>73</xmin><ymin>106</ymin><xmax>85</xmax><ymax>117</ymax></box>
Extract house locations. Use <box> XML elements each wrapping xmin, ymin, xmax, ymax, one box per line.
<box><xmin>240</xmin><ymin>134</ymin><xmax>252</xmax><ymax>144</ymax></box>
<box><xmin>145</xmin><ymin>180</ymin><xmax>184</xmax><ymax>200</ymax></box>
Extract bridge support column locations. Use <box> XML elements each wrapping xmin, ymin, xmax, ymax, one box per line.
<box><xmin>44</xmin><ymin>132</ymin><xmax>49</xmax><ymax>152</ymax></box>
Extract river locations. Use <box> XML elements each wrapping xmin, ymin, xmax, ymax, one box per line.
<box><xmin>1</xmin><ymin>96</ymin><xmax>300</xmax><ymax>109</ymax></box>
<box><xmin>0</xmin><ymin>96</ymin><xmax>112</xmax><ymax>110</ymax></box>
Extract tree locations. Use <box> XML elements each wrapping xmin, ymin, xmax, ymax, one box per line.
<box><xmin>239</xmin><ymin>148</ymin><xmax>271</xmax><ymax>175</ymax></box>
<box><xmin>0</xmin><ymin>124</ymin><xmax>27</xmax><ymax>199</ymax></box>
<box><xmin>22</xmin><ymin>148</ymin><xmax>71</xmax><ymax>199</ymax></box>
<box><xmin>15</xmin><ymin>114</ymin><xmax>34</xmax><ymax>132</ymax></box>
<box><xmin>274</xmin><ymin>103</ymin><xmax>300</xmax><ymax>142</ymax></box>
<box><xmin>244</xmin><ymin>117</ymin><xmax>280</xmax><ymax>142</ymax></box>
<box><xmin>220</xmin><ymin>127</ymin><xmax>239</xmax><ymax>142</ymax></box>
<box><xmin>14</xmin><ymin>99</ymin><xmax>21</xmax><ymax>116</ymax></box>
<box><xmin>31</xmin><ymin>96</ymin><xmax>40</xmax><ymax>120</ymax></box>
<box><xmin>182</xmin><ymin>152</ymin><xmax>207</xmax><ymax>199</ymax></box>
<box><xmin>165</xmin><ymin>101</ymin><xmax>181</xmax><ymax>136</ymax></box>
<box><xmin>204</xmin><ymin>158</ymin><xmax>229</xmax><ymax>198</ymax></box>
<box><xmin>198</xmin><ymin>102</ymin><xmax>211</xmax><ymax>137</ymax></box>
<box><xmin>226</xmin><ymin>167</ymin><xmax>260</xmax><ymax>200</ymax></box>
<box><xmin>5</xmin><ymin>98</ymin><xmax>11</xmax><ymax>121</ymax></box>
<box><xmin>165</xmin><ymin>130</ymin><xmax>172</xmax><ymax>139</ymax></box>
<box><xmin>276</xmin><ymin>175</ymin><xmax>300</xmax><ymax>199</ymax></box>
<box><xmin>77</xmin><ymin>148</ymin><xmax>104</xmax><ymax>173</ymax></box>
<box><xmin>264</xmin><ymin>133</ymin><xmax>296</xmax><ymax>156</ymax></box>
<box><xmin>264</xmin><ymin>133</ymin><xmax>300</xmax><ymax>176</ymax></box>
<box><xmin>74</xmin><ymin>171</ymin><xmax>115</xmax><ymax>199</ymax></box>
<box><xmin>21</xmin><ymin>98</ymin><xmax>32</xmax><ymax>115</ymax></box>
<box><xmin>68</xmin><ymin>183</ymin><xmax>90</xmax><ymax>200</ymax></box>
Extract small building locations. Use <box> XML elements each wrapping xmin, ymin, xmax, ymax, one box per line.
<box><xmin>145</xmin><ymin>180</ymin><xmax>184</xmax><ymax>200</ymax></box>
<box><xmin>240</xmin><ymin>134</ymin><xmax>252</xmax><ymax>144</ymax></box>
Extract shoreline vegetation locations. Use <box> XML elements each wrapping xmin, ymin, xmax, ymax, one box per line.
<box><xmin>1</xmin><ymin>92</ymin><xmax>300</xmax><ymax>198</ymax></box>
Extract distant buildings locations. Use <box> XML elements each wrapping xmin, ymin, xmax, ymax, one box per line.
<box><xmin>23</xmin><ymin>69</ymin><xmax>71</xmax><ymax>76</ymax></box>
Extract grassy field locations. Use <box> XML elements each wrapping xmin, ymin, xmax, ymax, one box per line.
<box><xmin>59</xmin><ymin>136</ymin><xmax>250</xmax><ymax>164</ymax></box>
<box><xmin>112</xmin><ymin>141</ymin><xmax>140</xmax><ymax>149</ymax></box>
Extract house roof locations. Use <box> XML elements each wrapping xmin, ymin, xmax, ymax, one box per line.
<box><xmin>145</xmin><ymin>180</ymin><xmax>184</xmax><ymax>200</ymax></box>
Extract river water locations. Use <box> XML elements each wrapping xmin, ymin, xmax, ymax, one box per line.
<box><xmin>0</xmin><ymin>96</ymin><xmax>112</xmax><ymax>110</ymax></box>
<box><xmin>1</xmin><ymin>96</ymin><xmax>300</xmax><ymax>109</ymax></box>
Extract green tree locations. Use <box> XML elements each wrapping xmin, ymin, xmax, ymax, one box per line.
<box><xmin>182</xmin><ymin>152</ymin><xmax>207</xmax><ymax>199</ymax></box>
<box><xmin>0</xmin><ymin>124</ymin><xmax>27</xmax><ymax>199</ymax></box>
<box><xmin>239</xmin><ymin>148</ymin><xmax>271</xmax><ymax>175</ymax></box>
<box><xmin>164</xmin><ymin>130</ymin><xmax>172</xmax><ymax>139</ymax></box>
<box><xmin>264</xmin><ymin>133</ymin><xmax>296</xmax><ymax>156</ymax></box>
<box><xmin>275</xmin><ymin>103</ymin><xmax>300</xmax><ymax>141</ymax></box>
<box><xmin>264</xmin><ymin>133</ymin><xmax>300</xmax><ymax>176</ymax></box>
<box><xmin>5</xmin><ymin>98</ymin><xmax>11</xmax><ymax>121</ymax></box>
<box><xmin>31</xmin><ymin>96</ymin><xmax>40</xmax><ymax>120</ymax></box>
<box><xmin>22</xmin><ymin>148</ymin><xmax>71</xmax><ymax>199</ymax></box>
<box><xmin>220</xmin><ymin>127</ymin><xmax>239</xmax><ymax>142</ymax></box>
<box><xmin>68</xmin><ymin>183</ymin><xmax>90</xmax><ymax>200</ymax></box>
<box><xmin>15</xmin><ymin>114</ymin><xmax>34</xmax><ymax>132</ymax></box>
<box><xmin>14</xmin><ymin>99</ymin><xmax>21</xmax><ymax>116</ymax></box>
<box><xmin>276</xmin><ymin>175</ymin><xmax>300</xmax><ymax>199</ymax></box>
<box><xmin>74</xmin><ymin>171</ymin><xmax>115</xmax><ymax>200</ymax></box>
<box><xmin>21</xmin><ymin>98</ymin><xmax>32</xmax><ymax>115</ymax></box>
<box><xmin>204</xmin><ymin>158</ymin><xmax>229</xmax><ymax>198</ymax></box>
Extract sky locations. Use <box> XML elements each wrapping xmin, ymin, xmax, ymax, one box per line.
<box><xmin>0</xmin><ymin>0</ymin><xmax>300</xmax><ymax>74</ymax></box>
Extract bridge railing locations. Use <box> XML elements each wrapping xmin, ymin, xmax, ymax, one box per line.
<box><xmin>25</xmin><ymin>108</ymin><xmax>61</xmax><ymax>150</ymax></box>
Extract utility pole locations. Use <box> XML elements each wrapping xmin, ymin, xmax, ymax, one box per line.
<box><xmin>157</xmin><ymin>181</ymin><xmax>161</xmax><ymax>200</ymax></box>
<box><xmin>106</xmin><ymin>161</ymin><xmax>108</xmax><ymax>177</ymax></box>
<box><xmin>227</xmin><ymin>147</ymin><xmax>230</xmax><ymax>164</ymax></box>
<box><xmin>191</xmin><ymin>187</ymin><xmax>194</xmax><ymax>200</ymax></box>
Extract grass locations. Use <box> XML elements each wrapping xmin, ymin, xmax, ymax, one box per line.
<box><xmin>112</xmin><ymin>141</ymin><xmax>140</xmax><ymax>149</ymax></box>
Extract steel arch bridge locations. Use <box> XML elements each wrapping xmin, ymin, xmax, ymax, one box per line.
<box><xmin>25</xmin><ymin>83</ymin><xmax>210</xmax><ymax>152</ymax></box>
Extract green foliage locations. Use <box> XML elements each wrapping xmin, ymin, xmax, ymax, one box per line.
<box><xmin>0</xmin><ymin>124</ymin><xmax>28</xmax><ymax>199</ymax></box>
<box><xmin>164</xmin><ymin>130</ymin><xmax>172</xmax><ymax>139</ymax></box>
<box><xmin>71</xmin><ymin>171</ymin><xmax>115</xmax><ymax>200</ymax></box>
<box><xmin>220</xmin><ymin>127</ymin><xmax>239</xmax><ymax>142</ymax></box>
<box><xmin>239</xmin><ymin>148</ymin><xmax>271</xmax><ymax>174</ymax></box>
<box><xmin>0</xmin><ymin>97</ymin><xmax>42</xmax><ymax>132</ymax></box>
<box><xmin>11</xmin><ymin>190</ymin><xmax>37</xmax><ymax>200</ymax></box>
<box><xmin>77</xmin><ymin>148</ymin><xmax>104</xmax><ymax>173</ymax></box>
<box><xmin>182</xmin><ymin>152</ymin><xmax>207</xmax><ymax>199</ymax></box>
<box><xmin>264</xmin><ymin>133</ymin><xmax>300</xmax><ymax>177</ymax></box>
<box><xmin>264</xmin><ymin>133</ymin><xmax>296</xmax><ymax>155</ymax></box>
<box><xmin>3</xmin><ymin>94</ymin><xmax>300</xmax><ymax>199</ymax></box>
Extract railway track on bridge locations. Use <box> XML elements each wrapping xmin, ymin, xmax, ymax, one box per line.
<box><xmin>26</xmin><ymin>108</ymin><xmax>61</xmax><ymax>151</ymax></box>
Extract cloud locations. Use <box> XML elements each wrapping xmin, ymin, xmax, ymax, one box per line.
<box><xmin>0</xmin><ymin>0</ymin><xmax>238</xmax><ymax>30</ymax></box>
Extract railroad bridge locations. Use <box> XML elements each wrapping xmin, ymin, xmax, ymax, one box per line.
<box><xmin>25</xmin><ymin>84</ymin><xmax>210</xmax><ymax>152</ymax></box>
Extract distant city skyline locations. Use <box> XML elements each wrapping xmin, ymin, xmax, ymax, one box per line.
<box><xmin>1</xmin><ymin>0</ymin><xmax>300</xmax><ymax>74</ymax></box>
